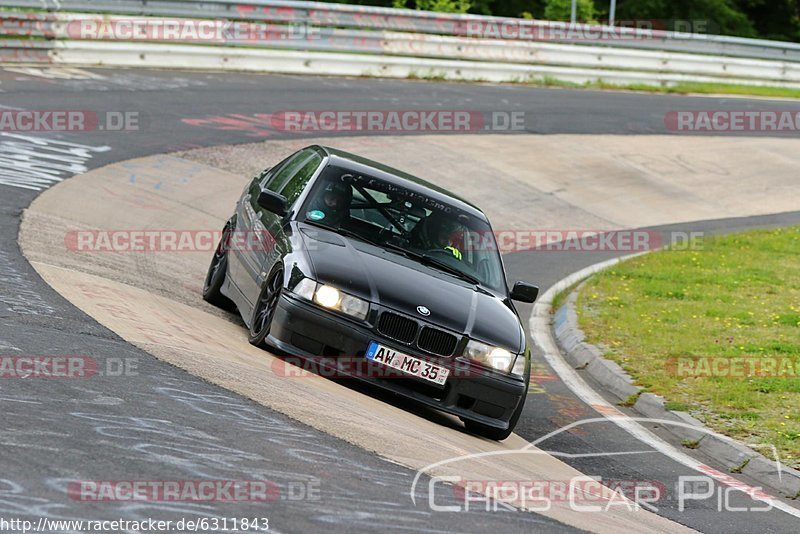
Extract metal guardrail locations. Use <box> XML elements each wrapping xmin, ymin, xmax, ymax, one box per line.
<box><xmin>0</xmin><ymin>11</ymin><xmax>56</xmax><ymax>37</ymax></box>
<box><xmin>3</xmin><ymin>0</ymin><xmax>800</xmax><ymax>62</ymax></box>
<box><xmin>0</xmin><ymin>38</ymin><xmax>53</xmax><ymax>63</ymax></box>
<box><xmin>41</xmin><ymin>40</ymin><xmax>800</xmax><ymax>89</ymax></box>
<box><xmin>1</xmin><ymin>2</ymin><xmax>799</xmax><ymax>87</ymax></box>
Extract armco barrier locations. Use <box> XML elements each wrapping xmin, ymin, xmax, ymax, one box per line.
<box><xmin>0</xmin><ymin>39</ymin><xmax>54</xmax><ymax>63</ymax></box>
<box><xmin>26</xmin><ymin>40</ymin><xmax>800</xmax><ymax>89</ymax></box>
<box><xmin>1</xmin><ymin>1</ymin><xmax>799</xmax><ymax>88</ymax></box>
<box><xmin>4</xmin><ymin>0</ymin><xmax>800</xmax><ymax>62</ymax></box>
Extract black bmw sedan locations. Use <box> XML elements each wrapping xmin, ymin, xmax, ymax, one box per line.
<box><xmin>203</xmin><ymin>145</ymin><xmax>538</xmax><ymax>440</ymax></box>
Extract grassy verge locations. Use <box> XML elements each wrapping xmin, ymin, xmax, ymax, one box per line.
<box><xmin>404</xmin><ymin>72</ymin><xmax>800</xmax><ymax>99</ymax></box>
<box><xmin>403</xmin><ymin>74</ymin><xmax>800</xmax><ymax>99</ymax></box>
<box><xmin>551</xmin><ymin>279</ymin><xmax>583</xmax><ymax>314</ymax></box>
<box><xmin>535</xmin><ymin>76</ymin><xmax>800</xmax><ymax>99</ymax></box>
<box><xmin>576</xmin><ymin>226</ymin><xmax>800</xmax><ymax>468</ymax></box>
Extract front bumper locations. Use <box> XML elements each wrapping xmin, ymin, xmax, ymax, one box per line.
<box><xmin>268</xmin><ymin>293</ymin><xmax>527</xmax><ymax>430</ymax></box>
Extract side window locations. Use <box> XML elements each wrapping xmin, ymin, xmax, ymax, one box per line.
<box><xmin>256</xmin><ymin>154</ymin><xmax>292</xmax><ymax>189</ymax></box>
<box><xmin>280</xmin><ymin>152</ymin><xmax>322</xmax><ymax>208</ymax></box>
<box><xmin>264</xmin><ymin>149</ymin><xmax>314</xmax><ymax>193</ymax></box>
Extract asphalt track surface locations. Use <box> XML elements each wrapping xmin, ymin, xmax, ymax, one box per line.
<box><xmin>1</xmin><ymin>66</ymin><xmax>800</xmax><ymax>533</ymax></box>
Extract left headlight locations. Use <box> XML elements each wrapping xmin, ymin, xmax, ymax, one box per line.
<box><xmin>291</xmin><ymin>278</ymin><xmax>369</xmax><ymax>321</ymax></box>
<box><xmin>464</xmin><ymin>339</ymin><xmax>516</xmax><ymax>373</ymax></box>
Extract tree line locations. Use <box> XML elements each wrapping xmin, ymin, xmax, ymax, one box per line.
<box><xmin>325</xmin><ymin>0</ymin><xmax>800</xmax><ymax>42</ymax></box>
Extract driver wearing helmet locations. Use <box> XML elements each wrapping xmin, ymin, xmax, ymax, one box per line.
<box><xmin>309</xmin><ymin>180</ymin><xmax>352</xmax><ymax>226</ymax></box>
<box><xmin>411</xmin><ymin>211</ymin><xmax>463</xmax><ymax>261</ymax></box>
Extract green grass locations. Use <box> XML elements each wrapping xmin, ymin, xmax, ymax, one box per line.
<box><xmin>619</xmin><ymin>392</ymin><xmax>641</xmax><ymax>407</ymax></box>
<box><xmin>577</xmin><ymin>226</ymin><xmax>800</xmax><ymax>468</ymax></box>
<box><xmin>534</xmin><ymin>77</ymin><xmax>800</xmax><ymax>99</ymax></box>
<box><xmin>551</xmin><ymin>280</ymin><xmax>582</xmax><ymax>314</ymax></box>
<box><xmin>611</xmin><ymin>81</ymin><xmax>800</xmax><ymax>99</ymax></box>
<box><xmin>409</xmin><ymin>73</ymin><xmax>800</xmax><ymax>99</ymax></box>
<box><xmin>664</xmin><ymin>401</ymin><xmax>692</xmax><ymax>411</ymax></box>
<box><xmin>406</xmin><ymin>70</ymin><xmax>449</xmax><ymax>81</ymax></box>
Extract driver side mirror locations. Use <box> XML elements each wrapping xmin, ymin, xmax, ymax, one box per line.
<box><xmin>257</xmin><ymin>189</ymin><xmax>288</xmax><ymax>217</ymax></box>
<box><xmin>510</xmin><ymin>282</ymin><xmax>539</xmax><ymax>303</ymax></box>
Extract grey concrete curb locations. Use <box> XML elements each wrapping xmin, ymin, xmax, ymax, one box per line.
<box><xmin>554</xmin><ymin>285</ymin><xmax>800</xmax><ymax>500</ymax></box>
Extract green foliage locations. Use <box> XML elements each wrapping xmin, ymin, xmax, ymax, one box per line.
<box><xmin>613</xmin><ymin>0</ymin><xmax>756</xmax><ymax>37</ymax></box>
<box><xmin>543</xmin><ymin>0</ymin><xmax>596</xmax><ymax>22</ymax></box>
<box><xmin>392</xmin><ymin>0</ymin><xmax>473</xmax><ymax>13</ymax></box>
<box><xmin>737</xmin><ymin>0</ymin><xmax>800</xmax><ymax>42</ymax></box>
<box><xmin>319</xmin><ymin>0</ymin><xmax>800</xmax><ymax>42</ymax></box>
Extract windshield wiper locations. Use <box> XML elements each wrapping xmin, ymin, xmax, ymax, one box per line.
<box><xmin>380</xmin><ymin>243</ymin><xmax>482</xmax><ymax>286</ymax></box>
<box><xmin>419</xmin><ymin>255</ymin><xmax>482</xmax><ymax>285</ymax></box>
<box><xmin>379</xmin><ymin>242</ymin><xmax>424</xmax><ymax>260</ymax></box>
<box><xmin>302</xmin><ymin>219</ymin><xmax>383</xmax><ymax>248</ymax></box>
<box><xmin>337</xmin><ymin>227</ymin><xmax>384</xmax><ymax>247</ymax></box>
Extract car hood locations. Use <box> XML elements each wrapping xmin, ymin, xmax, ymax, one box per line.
<box><xmin>299</xmin><ymin>225</ymin><xmax>524</xmax><ymax>352</ymax></box>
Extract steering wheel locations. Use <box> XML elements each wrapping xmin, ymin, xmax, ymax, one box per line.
<box><xmin>379</xmin><ymin>223</ymin><xmax>412</xmax><ymax>243</ymax></box>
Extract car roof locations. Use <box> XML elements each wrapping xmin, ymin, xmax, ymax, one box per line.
<box><xmin>312</xmin><ymin>145</ymin><xmax>488</xmax><ymax>221</ymax></box>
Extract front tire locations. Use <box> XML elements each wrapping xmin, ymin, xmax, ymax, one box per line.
<box><xmin>462</xmin><ymin>364</ymin><xmax>531</xmax><ymax>441</ymax></box>
<box><xmin>203</xmin><ymin>223</ymin><xmax>235</xmax><ymax>310</ymax></box>
<box><xmin>248</xmin><ymin>266</ymin><xmax>284</xmax><ymax>348</ymax></box>
<box><xmin>463</xmin><ymin>382</ymin><xmax>528</xmax><ymax>441</ymax></box>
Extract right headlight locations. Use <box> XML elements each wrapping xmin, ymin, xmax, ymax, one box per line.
<box><xmin>464</xmin><ymin>339</ymin><xmax>517</xmax><ymax>373</ymax></box>
<box><xmin>291</xmin><ymin>278</ymin><xmax>369</xmax><ymax>321</ymax></box>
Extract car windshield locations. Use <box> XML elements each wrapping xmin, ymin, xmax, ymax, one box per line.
<box><xmin>300</xmin><ymin>165</ymin><xmax>507</xmax><ymax>292</ymax></box>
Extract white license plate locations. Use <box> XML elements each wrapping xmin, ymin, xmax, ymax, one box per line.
<box><xmin>365</xmin><ymin>341</ymin><xmax>449</xmax><ymax>385</ymax></box>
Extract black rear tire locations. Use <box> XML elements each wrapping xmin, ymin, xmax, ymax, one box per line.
<box><xmin>202</xmin><ymin>223</ymin><xmax>235</xmax><ymax>311</ymax></box>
